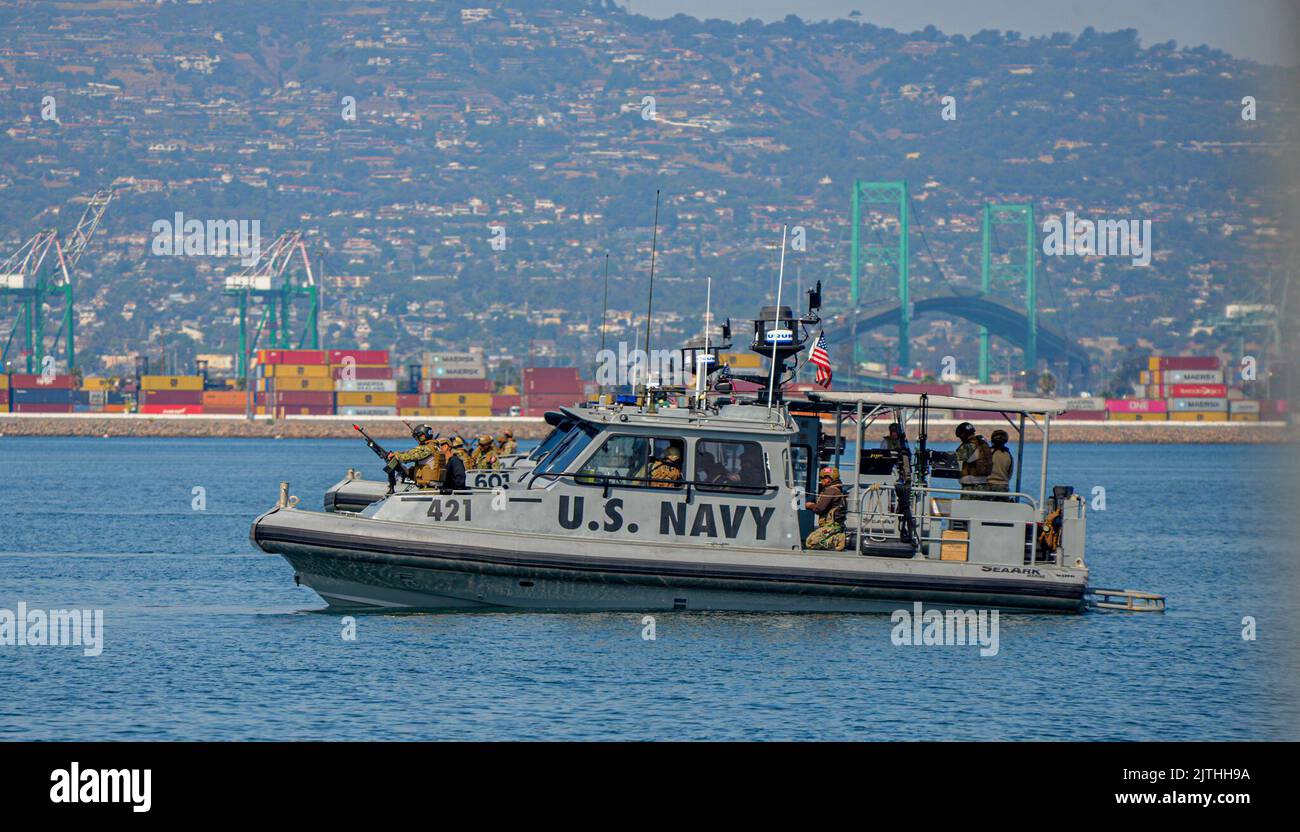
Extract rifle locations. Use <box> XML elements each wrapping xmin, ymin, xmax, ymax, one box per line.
<box><xmin>352</xmin><ymin>423</ymin><xmax>412</xmax><ymax>481</ymax></box>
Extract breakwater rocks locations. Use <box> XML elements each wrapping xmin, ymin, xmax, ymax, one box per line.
<box><xmin>0</xmin><ymin>415</ymin><xmax>1295</xmax><ymax>444</ymax></box>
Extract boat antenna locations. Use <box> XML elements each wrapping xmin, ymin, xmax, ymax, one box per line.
<box><xmin>599</xmin><ymin>252</ymin><xmax>609</xmax><ymax>398</ymax></box>
<box><xmin>696</xmin><ymin>275</ymin><xmax>712</xmax><ymax>405</ymax></box>
<box><xmin>766</xmin><ymin>224</ymin><xmax>788</xmax><ymax>411</ymax></box>
<box><xmin>643</xmin><ymin>189</ymin><xmax>660</xmax><ymax>396</ymax></box>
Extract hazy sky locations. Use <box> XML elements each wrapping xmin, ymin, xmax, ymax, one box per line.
<box><xmin>630</xmin><ymin>0</ymin><xmax>1300</xmax><ymax>65</ymax></box>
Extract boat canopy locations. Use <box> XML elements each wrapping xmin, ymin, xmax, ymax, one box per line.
<box><xmin>805</xmin><ymin>391</ymin><xmax>1067</xmax><ymax>416</ymax></box>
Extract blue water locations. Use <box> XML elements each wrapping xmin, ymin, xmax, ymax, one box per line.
<box><xmin>0</xmin><ymin>436</ymin><xmax>1296</xmax><ymax>740</ymax></box>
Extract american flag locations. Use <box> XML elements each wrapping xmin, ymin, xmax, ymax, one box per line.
<box><xmin>808</xmin><ymin>330</ymin><xmax>833</xmax><ymax>387</ymax></box>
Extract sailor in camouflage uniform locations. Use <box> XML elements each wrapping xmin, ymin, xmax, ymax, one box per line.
<box><xmin>470</xmin><ymin>433</ymin><xmax>499</xmax><ymax>470</ymax></box>
<box><xmin>648</xmin><ymin>445</ymin><xmax>683</xmax><ymax>487</ymax></box>
<box><xmin>496</xmin><ymin>430</ymin><xmax>518</xmax><ymax>456</ymax></box>
<box><xmin>804</xmin><ymin>466</ymin><xmax>847</xmax><ymax>551</ymax></box>
<box><xmin>386</xmin><ymin>425</ymin><xmax>444</xmax><ymax>490</ymax></box>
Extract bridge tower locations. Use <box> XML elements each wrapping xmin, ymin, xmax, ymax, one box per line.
<box><xmin>979</xmin><ymin>203</ymin><xmax>1037</xmax><ymax>380</ymax></box>
<box><xmin>850</xmin><ymin>180</ymin><xmax>910</xmax><ymax>371</ymax></box>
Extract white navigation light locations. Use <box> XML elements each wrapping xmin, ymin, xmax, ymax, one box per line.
<box><xmin>766</xmin><ymin>328</ymin><xmax>794</xmax><ymax>344</ymax></box>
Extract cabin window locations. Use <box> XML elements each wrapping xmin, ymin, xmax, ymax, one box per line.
<box><xmin>577</xmin><ymin>435</ymin><xmax>684</xmax><ymax>488</ymax></box>
<box><xmin>535</xmin><ymin>423</ymin><xmax>599</xmax><ymax>476</ymax></box>
<box><xmin>790</xmin><ymin>444</ymin><xmax>812</xmax><ymax>493</ymax></box>
<box><xmin>529</xmin><ymin>418</ymin><xmax>574</xmax><ymax>462</ymax></box>
<box><xmin>695</xmin><ymin>439</ymin><xmax>767</xmax><ymax>494</ymax></box>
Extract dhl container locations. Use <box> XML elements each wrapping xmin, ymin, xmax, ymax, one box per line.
<box><xmin>331</xmin><ymin>365</ymin><xmax>393</xmax><ymax>381</ymax></box>
<box><xmin>202</xmin><ymin>390</ymin><xmax>248</xmax><ymax>408</ymax></box>
<box><xmin>1229</xmin><ymin>413</ymin><xmax>1259</xmax><ymax>422</ymax></box>
<box><xmin>257</xmin><ymin>376</ymin><xmax>334</xmax><ymax>392</ymax></box>
<box><xmin>79</xmin><ymin>376</ymin><xmax>116</xmax><ymax>391</ymax></box>
<box><xmin>329</xmin><ymin>349</ymin><xmax>389</xmax><ymax>366</ymax></box>
<box><xmin>261</xmin><ymin>364</ymin><xmax>331</xmax><ymax>378</ymax></box>
<box><xmin>140</xmin><ymin>404</ymin><xmax>204</xmax><ymax>415</ymax></box>
<box><xmin>429</xmin><ymin>392</ymin><xmax>492</xmax><ymax>407</ymax></box>
<box><xmin>1169</xmin><ymin>411</ymin><xmax>1227</xmax><ymax>422</ymax></box>
<box><xmin>431</xmin><ymin>406</ymin><xmax>493</xmax><ymax>418</ymax></box>
<box><xmin>10</xmin><ymin>373</ymin><xmax>75</xmax><ymax>389</ymax></box>
<box><xmin>336</xmin><ymin>391</ymin><xmax>397</xmax><ymax>407</ymax></box>
<box><xmin>257</xmin><ymin>349</ymin><xmax>327</xmax><ymax>365</ymax></box>
<box><xmin>141</xmin><ymin>375</ymin><xmax>204</xmax><ymax>391</ymax></box>
<box><xmin>1108</xmin><ymin>412</ymin><xmax>1167</xmax><ymax>421</ymax></box>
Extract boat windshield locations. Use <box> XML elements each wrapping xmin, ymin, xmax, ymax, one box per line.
<box><xmin>534</xmin><ymin>422</ymin><xmax>600</xmax><ymax>477</ymax></box>
<box><xmin>529</xmin><ymin>418</ymin><xmax>574</xmax><ymax>462</ymax></box>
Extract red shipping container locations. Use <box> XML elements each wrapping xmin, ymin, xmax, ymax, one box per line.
<box><xmin>1158</xmin><ymin>356</ymin><xmax>1220</xmax><ymax>371</ymax></box>
<box><xmin>13</xmin><ymin>402</ymin><xmax>74</xmax><ymax>413</ymax></box>
<box><xmin>143</xmin><ymin>390</ymin><xmax>204</xmax><ymax>405</ymax></box>
<box><xmin>266</xmin><ymin>391</ymin><xmax>334</xmax><ymax>407</ymax></box>
<box><xmin>202</xmin><ymin>407</ymin><xmax>247</xmax><ymax>415</ymax></box>
<box><xmin>429</xmin><ymin>378</ymin><xmax>494</xmax><ymax>393</ymax></box>
<box><xmin>0</xmin><ymin>390</ymin><xmax>7</xmax><ymax>405</ymax></box>
<box><xmin>329</xmin><ymin>349</ymin><xmax>389</xmax><ymax>365</ymax></box>
<box><xmin>492</xmin><ymin>395</ymin><xmax>522</xmax><ymax>414</ymax></box>
<box><xmin>523</xmin><ymin>368</ymin><xmax>582</xmax><ymax>393</ymax></box>
<box><xmin>331</xmin><ymin>365</ymin><xmax>393</xmax><ymax>380</ymax></box>
<box><xmin>893</xmin><ymin>383</ymin><xmax>954</xmax><ymax>395</ymax></box>
<box><xmin>9</xmin><ymin>373</ymin><xmax>76</xmax><ymax>389</ymax></box>
<box><xmin>1059</xmin><ymin>410</ymin><xmax>1107</xmax><ymax>420</ymax></box>
<box><xmin>397</xmin><ymin>393</ymin><xmax>423</xmax><ymax>408</ymax></box>
<box><xmin>1170</xmin><ymin>384</ymin><xmax>1226</xmax><ymax>398</ymax></box>
<box><xmin>259</xmin><ymin>349</ymin><xmax>327</xmax><ymax>365</ymax></box>
<box><xmin>271</xmin><ymin>405</ymin><xmax>335</xmax><ymax>416</ymax></box>
<box><xmin>140</xmin><ymin>404</ymin><xmax>204</xmax><ymax>415</ymax></box>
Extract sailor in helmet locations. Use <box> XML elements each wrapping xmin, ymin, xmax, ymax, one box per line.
<box><xmin>954</xmin><ymin>422</ymin><xmax>993</xmax><ymax>498</ymax></box>
<box><xmin>496</xmin><ymin>429</ymin><xmax>518</xmax><ymax>456</ymax></box>
<box><xmin>450</xmin><ymin>435</ymin><xmax>472</xmax><ymax>468</ymax></box>
<box><xmin>804</xmin><ymin>466</ymin><xmax>848</xmax><ymax>551</ymax></box>
<box><xmin>648</xmin><ymin>444</ymin><xmax>684</xmax><ymax>488</ymax></box>
<box><xmin>386</xmin><ymin>424</ymin><xmax>444</xmax><ymax>491</ymax></box>
<box><xmin>471</xmin><ymin>433</ymin><xmax>499</xmax><ymax>470</ymax></box>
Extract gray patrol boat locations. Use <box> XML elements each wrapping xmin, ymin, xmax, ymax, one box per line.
<box><xmin>252</xmin><ymin>290</ymin><xmax>1092</xmax><ymax>613</ymax></box>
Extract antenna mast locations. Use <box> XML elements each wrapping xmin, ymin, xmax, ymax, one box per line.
<box><xmin>766</xmin><ymin>225</ymin><xmax>788</xmax><ymax>410</ymax></box>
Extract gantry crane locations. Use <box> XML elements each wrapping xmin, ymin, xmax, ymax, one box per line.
<box><xmin>222</xmin><ymin>230</ymin><xmax>320</xmax><ymax>378</ymax></box>
<box><xmin>1</xmin><ymin>188</ymin><xmax>114</xmax><ymax>373</ymax></box>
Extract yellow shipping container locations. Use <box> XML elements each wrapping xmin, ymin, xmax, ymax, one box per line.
<box><xmin>0</xmin><ymin>374</ymin><xmax>8</xmax><ymax>390</ymax></box>
<box><xmin>261</xmin><ymin>376</ymin><xmax>334</xmax><ymax>392</ymax></box>
<box><xmin>1169</xmin><ymin>412</ymin><xmax>1227</xmax><ymax>422</ymax></box>
<box><xmin>80</xmin><ymin>376</ymin><xmax>116</xmax><ymax>391</ymax></box>
<box><xmin>721</xmin><ymin>352</ymin><xmax>764</xmax><ymax>369</ymax></box>
<box><xmin>398</xmin><ymin>407</ymin><xmax>438</xmax><ymax>417</ymax></box>
<box><xmin>1108</xmin><ymin>412</ymin><xmax>1167</xmax><ymax>421</ymax></box>
<box><xmin>431</xmin><ymin>406</ymin><xmax>493</xmax><ymax>418</ymax></box>
<box><xmin>429</xmin><ymin>392</ymin><xmax>492</xmax><ymax>407</ymax></box>
<box><xmin>1230</xmin><ymin>413</ymin><xmax>1259</xmax><ymax>422</ymax></box>
<box><xmin>1148</xmin><ymin>356</ymin><xmax>1162</xmax><ymax>371</ymax></box>
<box><xmin>141</xmin><ymin>374</ymin><xmax>204</xmax><ymax>391</ymax></box>
<box><xmin>500</xmin><ymin>385</ymin><xmax>519</xmax><ymax>396</ymax></box>
<box><xmin>336</xmin><ymin>391</ymin><xmax>397</xmax><ymax>407</ymax></box>
<box><xmin>265</xmin><ymin>364</ymin><xmax>331</xmax><ymax>378</ymax></box>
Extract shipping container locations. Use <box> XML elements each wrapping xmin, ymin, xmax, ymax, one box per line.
<box><xmin>0</xmin><ymin>374</ymin><xmax>7</xmax><ymax>390</ymax></box>
<box><xmin>14</xmin><ymin>402</ymin><xmax>75</xmax><ymax>413</ymax></box>
<box><xmin>258</xmin><ymin>349</ymin><xmax>327</xmax><ymax>365</ymax></box>
<box><xmin>9</xmin><ymin>373</ymin><xmax>75</xmax><ymax>389</ymax></box>
<box><xmin>1228</xmin><ymin>400</ymin><xmax>1261</xmax><ymax>414</ymax></box>
<box><xmin>260</xmin><ymin>363</ymin><xmax>331</xmax><ymax>378</ymax></box>
<box><xmin>1105</xmin><ymin>399</ymin><xmax>1167</xmax><ymax>413</ymax></box>
<box><xmin>202</xmin><ymin>390</ymin><xmax>248</xmax><ymax>408</ymax></box>
<box><xmin>79</xmin><ymin>376</ymin><xmax>116</xmax><ymax>391</ymax></box>
<box><xmin>142</xmin><ymin>389</ymin><xmax>204</xmax><ymax>405</ymax></box>
<box><xmin>336</xmin><ymin>391</ymin><xmax>398</xmax><ymax>407</ymax></box>
<box><xmin>1059</xmin><ymin>410</ymin><xmax>1107</xmax><ymax>420</ymax></box>
<box><xmin>140</xmin><ymin>375</ymin><xmax>204</xmax><ymax>391</ymax></box>
<box><xmin>1159</xmin><ymin>369</ymin><xmax>1224</xmax><ymax>385</ymax></box>
<box><xmin>492</xmin><ymin>394</ymin><xmax>522</xmax><ymax>412</ymax></box>
<box><xmin>523</xmin><ymin>367</ymin><xmax>582</xmax><ymax>392</ymax></box>
<box><xmin>265</xmin><ymin>391</ymin><xmax>334</xmax><ymax>407</ymax></box>
<box><xmin>429</xmin><ymin>392</ymin><xmax>492</xmax><ymax>407</ymax></box>
<box><xmin>955</xmin><ymin>383</ymin><xmax>1014</xmax><ymax>399</ymax></box>
<box><xmin>1229</xmin><ymin>413</ymin><xmax>1259</xmax><ymax>422</ymax></box>
<box><xmin>1169</xmin><ymin>384</ymin><xmax>1226</xmax><ymax>398</ymax></box>
<box><xmin>257</xmin><ymin>376</ymin><xmax>334</xmax><ymax>392</ymax></box>
<box><xmin>337</xmin><ymin>406</ymin><xmax>398</xmax><ymax>416</ymax></box>
<box><xmin>1062</xmin><ymin>397</ymin><xmax>1105</xmax><ymax>411</ymax></box>
<box><xmin>1169</xmin><ymin>411</ymin><xmax>1227</xmax><ymax>422</ymax></box>
<box><xmin>1108</xmin><ymin>411</ymin><xmax>1167</xmax><ymax>421</ymax></box>
<box><xmin>398</xmin><ymin>407</ymin><xmax>438</xmax><ymax>417</ymax></box>
<box><xmin>1155</xmin><ymin>356</ymin><xmax>1221</xmax><ymax>371</ymax></box>
<box><xmin>329</xmin><ymin>349</ymin><xmax>389</xmax><ymax>366</ymax></box>
<box><xmin>335</xmin><ymin>379</ymin><xmax>397</xmax><ymax>393</ymax></box>
<box><xmin>1168</xmin><ymin>398</ymin><xmax>1228</xmax><ymax>412</ymax></box>
<box><xmin>330</xmin><ymin>365</ymin><xmax>393</xmax><ymax>381</ymax></box>
<box><xmin>12</xmin><ymin>387</ymin><xmax>76</xmax><ymax>404</ymax></box>
<box><xmin>430</xmin><ymin>406</ymin><xmax>493</xmax><ymax>418</ymax></box>
<box><xmin>139</xmin><ymin>404</ymin><xmax>204</xmax><ymax>415</ymax></box>
<box><xmin>424</xmin><ymin>378</ymin><xmax>494</xmax><ymax>394</ymax></box>
<box><xmin>396</xmin><ymin>393</ymin><xmax>424</xmax><ymax>409</ymax></box>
